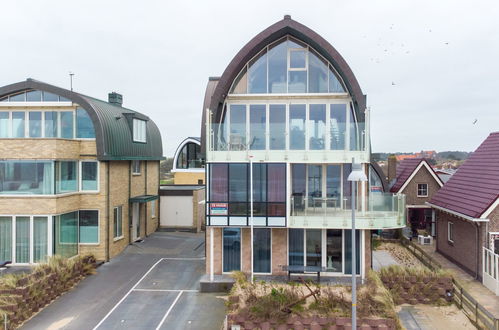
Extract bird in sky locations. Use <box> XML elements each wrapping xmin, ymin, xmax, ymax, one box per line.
<box><xmin>472</xmin><ymin>119</ymin><xmax>478</xmax><ymax>124</ymax></box>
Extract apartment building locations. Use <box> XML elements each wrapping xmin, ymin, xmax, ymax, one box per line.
<box><xmin>202</xmin><ymin>16</ymin><xmax>406</xmax><ymax>279</ymax></box>
<box><xmin>0</xmin><ymin>79</ymin><xmax>163</xmax><ymax>264</ymax></box>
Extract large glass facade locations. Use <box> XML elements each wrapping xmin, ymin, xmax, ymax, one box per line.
<box><xmin>223</xmin><ymin>228</ymin><xmax>241</xmax><ymax>272</ymax></box>
<box><xmin>208</xmin><ymin>163</ymin><xmax>286</xmax><ymax>221</ymax></box>
<box><xmin>0</xmin><ymin>161</ymin><xmax>54</xmax><ymax>195</ymax></box>
<box><xmin>230</xmin><ymin>36</ymin><xmax>346</xmax><ymax>95</ymax></box>
<box><xmin>330</xmin><ymin>104</ymin><xmax>346</xmax><ymax>150</ymax></box>
<box><xmin>254</xmin><ymin>228</ymin><xmax>271</xmax><ymax>273</ymax></box>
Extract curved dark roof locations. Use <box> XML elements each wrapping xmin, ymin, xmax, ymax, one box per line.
<box><xmin>0</xmin><ymin>79</ymin><xmax>163</xmax><ymax>160</ymax></box>
<box><xmin>207</xmin><ymin>15</ymin><xmax>366</xmax><ymax>124</ymax></box>
<box><xmin>200</xmin><ymin>77</ymin><xmax>219</xmax><ymax>154</ymax></box>
<box><xmin>370</xmin><ymin>161</ymin><xmax>388</xmax><ymax>192</ymax></box>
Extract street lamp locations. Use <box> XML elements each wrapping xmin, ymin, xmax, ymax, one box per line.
<box><xmin>347</xmin><ymin>161</ymin><xmax>367</xmax><ymax>330</ymax></box>
<box><xmin>249</xmin><ymin>156</ymin><xmax>254</xmax><ymax>284</ymax></box>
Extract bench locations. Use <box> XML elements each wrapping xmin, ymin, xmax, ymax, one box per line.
<box><xmin>281</xmin><ymin>265</ymin><xmax>326</xmax><ymax>282</ymax></box>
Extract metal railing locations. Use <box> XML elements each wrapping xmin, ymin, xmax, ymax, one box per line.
<box><xmin>400</xmin><ymin>237</ymin><xmax>499</xmax><ymax>330</ymax></box>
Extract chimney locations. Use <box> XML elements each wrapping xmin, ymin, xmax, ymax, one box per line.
<box><xmin>108</xmin><ymin>92</ymin><xmax>123</xmax><ymax>107</ymax></box>
<box><xmin>387</xmin><ymin>155</ymin><xmax>397</xmax><ymax>185</ymax></box>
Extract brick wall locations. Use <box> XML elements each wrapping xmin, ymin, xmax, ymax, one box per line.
<box><xmin>272</xmin><ymin>228</ymin><xmax>287</xmax><ymax>275</ymax></box>
<box><xmin>401</xmin><ymin>165</ymin><xmax>441</xmax><ymax>206</ymax></box>
<box><xmin>174</xmin><ymin>172</ymin><xmax>205</xmax><ymax>185</ymax></box>
<box><xmin>436</xmin><ymin>210</ymin><xmax>487</xmax><ymax>278</ymax></box>
<box><xmin>205</xmin><ymin>227</ymin><xmax>222</xmax><ymax>274</ymax></box>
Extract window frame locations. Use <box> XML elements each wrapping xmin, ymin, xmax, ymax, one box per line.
<box><xmin>132</xmin><ymin>160</ymin><xmax>141</xmax><ymax>175</ymax></box>
<box><xmin>78</xmin><ymin>210</ymin><xmax>100</xmax><ymax>245</ymax></box>
<box><xmin>132</xmin><ymin>118</ymin><xmax>147</xmax><ymax>143</ymax></box>
<box><xmin>417</xmin><ymin>183</ymin><xmax>428</xmax><ymax>197</ymax></box>
<box><xmin>79</xmin><ymin>161</ymin><xmax>99</xmax><ymax>192</ymax></box>
<box><xmin>113</xmin><ymin>206</ymin><xmax>124</xmax><ymax>240</ymax></box>
<box><xmin>448</xmin><ymin>222</ymin><xmax>454</xmax><ymax>243</ymax></box>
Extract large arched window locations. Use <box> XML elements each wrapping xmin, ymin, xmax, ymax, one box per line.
<box><xmin>230</xmin><ymin>36</ymin><xmax>346</xmax><ymax>95</ymax></box>
<box><xmin>176</xmin><ymin>142</ymin><xmax>203</xmax><ymax>169</ymax></box>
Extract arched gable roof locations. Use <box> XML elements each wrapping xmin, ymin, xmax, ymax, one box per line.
<box><xmin>208</xmin><ymin>15</ymin><xmax>366</xmax><ymax>123</ymax></box>
<box><xmin>370</xmin><ymin>161</ymin><xmax>389</xmax><ymax>192</ymax></box>
<box><xmin>0</xmin><ymin>79</ymin><xmax>163</xmax><ymax>160</ymax></box>
<box><xmin>172</xmin><ymin>137</ymin><xmax>202</xmax><ymax>172</ymax></box>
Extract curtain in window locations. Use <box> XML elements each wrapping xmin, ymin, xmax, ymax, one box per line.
<box><xmin>16</xmin><ymin>216</ymin><xmax>30</xmax><ymax>263</ymax></box>
<box><xmin>223</xmin><ymin>228</ymin><xmax>241</xmax><ymax>272</ymax></box>
<box><xmin>289</xmin><ymin>229</ymin><xmax>304</xmax><ymax>266</ymax></box>
<box><xmin>254</xmin><ymin>228</ymin><xmax>271</xmax><ymax>273</ymax></box>
<box><xmin>0</xmin><ymin>217</ymin><xmax>12</xmax><ymax>261</ymax></box>
<box><xmin>33</xmin><ymin>217</ymin><xmax>48</xmax><ymax>263</ymax></box>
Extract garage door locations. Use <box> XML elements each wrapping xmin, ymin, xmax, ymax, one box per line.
<box><xmin>160</xmin><ymin>195</ymin><xmax>193</xmax><ymax>227</ymax></box>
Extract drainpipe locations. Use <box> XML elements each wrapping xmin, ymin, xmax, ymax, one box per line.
<box><xmin>475</xmin><ymin>222</ymin><xmax>480</xmax><ymax>280</ymax></box>
<box><xmin>105</xmin><ymin>161</ymin><xmax>110</xmax><ymax>262</ymax></box>
<box><xmin>129</xmin><ymin>161</ymin><xmax>132</xmax><ymax>244</ymax></box>
<box><xmin>145</xmin><ymin>161</ymin><xmax>148</xmax><ymax>237</ymax></box>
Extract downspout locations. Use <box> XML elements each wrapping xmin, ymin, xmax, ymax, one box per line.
<box><xmin>105</xmin><ymin>161</ymin><xmax>110</xmax><ymax>262</ymax></box>
<box><xmin>475</xmin><ymin>222</ymin><xmax>480</xmax><ymax>280</ymax></box>
<box><xmin>157</xmin><ymin>161</ymin><xmax>160</xmax><ymax>231</ymax></box>
<box><xmin>145</xmin><ymin>161</ymin><xmax>148</xmax><ymax>237</ymax></box>
<box><xmin>128</xmin><ymin>161</ymin><xmax>132</xmax><ymax>244</ymax></box>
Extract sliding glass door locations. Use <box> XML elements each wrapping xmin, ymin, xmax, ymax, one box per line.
<box><xmin>253</xmin><ymin>228</ymin><xmax>271</xmax><ymax>273</ymax></box>
<box><xmin>0</xmin><ymin>217</ymin><xmax>12</xmax><ymax>261</ymax></box>
<box><xmin>33</xmin><ymin>217</ymin><xmax>48</xmax><ymax>263</ymax></box>
<box><xmin>306</xmin><ymin>229</ymin><xmax>322</xmax><ymax>267</ymax></box>
<box><xmin>16</xmin><ymin>217</ymin><xmax>30</xmax><ymax>263</ymax></box>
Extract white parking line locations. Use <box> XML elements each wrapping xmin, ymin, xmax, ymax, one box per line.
<box><xmin>92</xmin><ymin>258</ymin><xmax>165</xmax><ymax>330</ymax></box>
<box><xmin>133</xmin><ymin>289</ymin><xmax>199</xmax><ymax>293</ymax></box>
<box><xmin>162</xmin><ymin>257</ymin><xmax>205</xmax><ymax>260</ymax></box>
<box><xmin>155</xmin><ymin>291</ymin><xmax>183</xmax><ymax>330</ymax></box>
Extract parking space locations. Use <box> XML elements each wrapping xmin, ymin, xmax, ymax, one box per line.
<box><xmin>21</xmin><ymin>232</ymin><xmax>226</xmax><ymax>330</ymax></box>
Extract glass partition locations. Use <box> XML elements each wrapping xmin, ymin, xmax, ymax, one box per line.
<box><xmin>269</xmin><ymin>104</ymin><xmax>286</xmax><ymax>150</ymax></box>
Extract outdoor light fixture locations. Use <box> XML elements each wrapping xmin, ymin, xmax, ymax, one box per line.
<box><xmin>347</xmin><ymin>160</ymin><xmax>367</xmax><ymax>330</ymax></box>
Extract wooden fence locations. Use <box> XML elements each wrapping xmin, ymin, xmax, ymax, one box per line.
<box><xmin>399</xmin><ymin>237</ymin><xmax>499</xmax><ymax>330</ymax></box>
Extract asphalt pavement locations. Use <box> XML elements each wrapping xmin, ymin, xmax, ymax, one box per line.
<box><xmin>20</xmin><ymin>232</ymin><xmax>226</xmax><ymax>330</ymax></box>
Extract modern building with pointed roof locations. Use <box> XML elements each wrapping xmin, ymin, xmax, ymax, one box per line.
<box><xmin>0</xmin><ymin>79</ymin><xmax>164</xmax><ymax>264</ymax></box>
<box><xmin>428</xmin><ymin>132</ymin><xmax>499</xmax><ymax>291</ymax></box>
<box><xmin>389</xmin><ymin>158</ymin><xmax>443</xmax><ymax>236</ymax></box>
<box><xmin>202</xmin><ymin>16</ymin><xmax>406</xmax><ymax>281</ymax></box>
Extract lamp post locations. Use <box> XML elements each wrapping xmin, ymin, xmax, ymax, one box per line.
<box><xmin>347</xmin><ymin>160</ymin><xmax>367</xmax><ymax>330</ymax></box>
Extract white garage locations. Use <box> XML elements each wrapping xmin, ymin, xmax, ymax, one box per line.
<box><xmin>159</xmin><ymin>185</ymin><xmax>205</xmax><ymax>232</ymax></box>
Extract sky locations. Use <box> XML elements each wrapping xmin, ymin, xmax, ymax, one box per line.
<box><xmin>1</xmin><ymin>0</ymin><xmax>498</xmax><ymax>157</ymax></box>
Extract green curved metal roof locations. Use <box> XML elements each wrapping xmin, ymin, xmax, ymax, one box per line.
<box><xmin>0</xmin><ymin>79</ymin><xmax>164</xmax><ymax>160</ymax></box>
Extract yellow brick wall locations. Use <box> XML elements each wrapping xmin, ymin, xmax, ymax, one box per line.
<box><xmin>173</xmin><ymin>171</ymin><xmax>205</xmax><ymax>185</ymax></box>
<box><xmin>108</xmin><ymin>161</ymin><xmax>131</xmax><ymax>259</ymax></box>
<box><xmin>0</xmin><ymin>139</ymin><xmax>97</xmax><ymax>160</ymax></box>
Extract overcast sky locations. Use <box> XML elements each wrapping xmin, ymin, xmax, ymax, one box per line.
<box><xmin>1</xmin><ymin>0</ymin><xmax>498</xmax><ymax>157</ymax></box>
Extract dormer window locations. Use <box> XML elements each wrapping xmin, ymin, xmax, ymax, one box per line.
<box><xmin>133</xmin><ymin>118</ymin><xmax>146</xmax><ymax>143</ymax></box>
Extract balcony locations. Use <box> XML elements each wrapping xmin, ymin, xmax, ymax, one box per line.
<box><xmin>289</xmin><ymin>193</ymin><xmax>406</xmax><ymax>229</ymax></box>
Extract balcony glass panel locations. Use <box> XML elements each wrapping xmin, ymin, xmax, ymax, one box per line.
<box><xmin>330</xmin><ymin>104</ymin><xmax>346</xmax><ymax>150</ymax></box>
<box><xmin>249</xmin><ymin>104</ymin><xmax>266</xmax><ymax>150</ymax></box>
<box><xmin>289</xmin><ymin>104</ymin><xmax>306</xmax><ymax>149</ymax></box>
<box><xmin>309</xmin><ymin>104</ymin><xmax>326</xmax><ymax>150</ymax></box>
<box><xmin>229</xmin><ymin>105</ymin><xmax>246</xmax><ymax>151</ymax></box>
<box><xmin>269</xmin><ymin>104</ymin><xmax>286</xmax><ymax>150</ymax></box>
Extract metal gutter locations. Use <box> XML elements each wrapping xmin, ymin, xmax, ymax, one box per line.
<box><xmin>426</xmin><ymin>202</ymin><xmax>489</xmax><ymax>223</ymax></box>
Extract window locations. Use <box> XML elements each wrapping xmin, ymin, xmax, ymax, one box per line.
<box><xmin>132</xmin><ymin>160</ymin><xmax>141</xmax><ymax>175</ymax></box>
<box><xmin>76</xmin><ymin>108</ymin><xmax>95</xmax><ymax>138</ymax></box>
<box><xmin>0</xmin><ymin>160</ymin><xmax>54</xmax><ymax>195</ymax></box>
<box><xmin>29</xmin><ymin>112</ymin><xmax>42</xmax><ymax>138</ymax></box>
<box><xmin>44</xmin><ymin>111</ymin><xmax>58</xmax><ymax>137</ymax></box>
<box><xmin>269</xmin><ymin>104</ymin><xmax>285</xmax><ymax>150</ymax></box>
<box><xmin>0</xmin><ymin>90</ymin><xmax>71</xmax><ymax>102</ymax></box>
<box><xmin>151</xmin><ymin>200</ymin><xmax>156</xmax><ymax>218</ymax></box>
<box><xmin>308</xmin><ymin>104</ymin><xmax>326</xmax><ymax>150</ymax></box>
<box><xmin>12</xmin><ymin>112</ymin><xmax>25</xmax><ymax>138</ymax></box>
<box><xmin>56</xmin><ymin>161</ymin><xmax>78</xmax><ymax>193</ymax></box>
<box><xmin>54</xmin><ymin>211</ymin><xmax>78</xmax><ymax>258</ymax></box>
<box><xmin>79</xmin><ymin>210</ymin><xmax>99</xmax><ymax>244</ymax></box>
<box><xmin>229</xmin><ymin>36</ymin><xmax>346</xmax><ymax>95</ymax></box>
<box><xmin>0</xmin><ymin>112</ymin><xmax>8</xmax><ymax>138</ymax></box>
<box><xmin>448</xmin><ymin>222</ymin><xmax>454</xmax><ymax>243</ymax></box>
<box><xmin>60</xmin><ymin>111</ymin><xmax>74</xmax><ymax>139</ymax></box>
<box><xmin>176</xmin><ymin>142</ymin><xmax>203</xmax><ymax>169</ymax></box>
<box><xmin>289</xmin><ymin>104</ymin><xmax>306</xmax><ymax>150</ymax></box>
<box><xmin>249</xmin><ymin>104</ymin><xmax>266</xmax><ymax>150</ymax></box>
<box><xmin>229</xmin><ymin>105</ymin><xmax>246</xmax><ymax>150</ymax></box>
<box><xmin>80</xmin><ymin>161</ymin><xmax>98</xmax><ymax>191</ymax></box>
<box><xmin>223</xmin><ymin>228</ymin><xmax>241</xmax><ymax>272</ymax></box>
<box><xmin>330</xmin><ymin>104</ymin><xmax>346</xmax><ymax>150</ymax></box>
<box><xmin>254</xmin><ymin>228</ymin><xmax>271</xmax><ymax>273</ymax></box>
<box><xmin>133</xmin><ymin>118</ymin><xmax>147</xmax><ymax>143</ymax></box>
<box><xmin>113</xmin><ymin>206</ymin><xmax>123</xmax><ymax>238</ymax></box>
<box><xmin>417</xmin><ymin>183</ymin><xmax>428</xmax><ymax>197</ymax></box>
<box><xmin>0</xmin><ymin>216</ymin><xmax>12</xmax><ymax>261</ymax></box>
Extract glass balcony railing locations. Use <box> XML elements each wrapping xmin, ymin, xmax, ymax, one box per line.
<box><xmin>290</xmin><ymin>193</ymin><xmax>406</xmax><ymax>229</ymax></box>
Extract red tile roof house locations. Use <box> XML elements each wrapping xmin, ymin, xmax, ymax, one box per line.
<box><xmin>389</xmin><ymin>158</ymin><xmax>443</xmax><ymax>237</ymax></box>
<box><xmin>428</xmin><ymin>132</ymin><xmax>499</xmax><ymax>292</ymax></box>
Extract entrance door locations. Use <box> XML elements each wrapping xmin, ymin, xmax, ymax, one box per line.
<box><xmin>132</xmin><ymin>203</ymin><xmax>140</xmax><ymax>241</ymax></box>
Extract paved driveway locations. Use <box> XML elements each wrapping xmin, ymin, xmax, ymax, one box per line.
<box><xmin>21</xmin><ymin>232</ymin><xmax>226</xmax><ymax>330</ymax></box>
